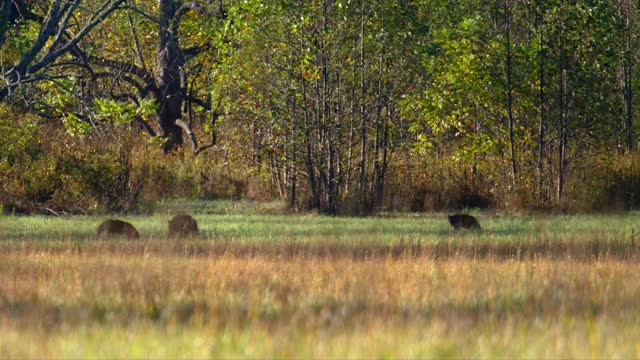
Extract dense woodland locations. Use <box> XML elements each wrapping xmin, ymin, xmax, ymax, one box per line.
<box><xmin>2</xmin><ymin>0</ymin><xmax>640</xmax><ymax>215</ymax></box>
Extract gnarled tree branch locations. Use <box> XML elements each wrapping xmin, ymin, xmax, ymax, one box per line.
<box><xmin>0</xmin><ymin>0</ymin><xmax>126</xmax><ymax>102</ymax></box>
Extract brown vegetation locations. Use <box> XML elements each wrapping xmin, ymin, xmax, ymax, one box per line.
<box><xmin>1</xmin><ymin>241</ymin><xmax>639</xmax><ymax>331</ymax></box>
<box><xmin>4</xmin><ymin>109</ymin><xmax>640</xmax><ymax>215</ymax></box>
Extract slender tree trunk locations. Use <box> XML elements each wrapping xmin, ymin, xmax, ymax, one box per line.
<box><xmin>504</xmin><ymin>0</ymin><xmax>517</xmax><ymax>180</ymax></box>
<box><xmin>358</xmin><ymin>4</ymin><xmax>368</xmax><ymax>210</ymax></box>
<box><xmin>625</xmin><ymin>61</ymin><xmax>633</xmax><ymax>151</ymax></box>
<box><xmin>128</xmin><ymin>13</ymin><xmax>147</xmax><ymax>70</ymax></box>
<box><xmin>537</xmin><ymin>0</ymin><xmax>546</xmax><ymax>203</ymax></box>
<box><xmin>314</xmin><ymin>75</ymin><xmax>326</xmax><ymax>206</ymax></box>
<box><xmin>623</xmin><ymin>1</ymin><xmax>634</xmax><ymax>151</ymax></box>
<box><xmin>335</xmin><ymin>71</ymin><xmax>345</xmax><ymax>201</ymax></box>
<box><xmin>376</xmin><ymin>98</ymin><xmax>392</xmax><ymax>207</ymax></box>
<box><xmin>345</xmin><ymin>32</ymin><xmax>358</xmax><ymax>197</ymax></box>
<box><xmin>372</xmin><ymin>53</ymin><xmax>384</xmax><ymax>206</ymax></box>
<box><xmin>268</xmin><ymin>133</ymin><xmax>285</xmax><ymax>199</ymax></box>
<box><xmin>557</xmin><ymin>69</ymin><xmax>568</xmax><ymax>204</ymax></box>
<box><xmin>302</xmin><ymin>75</ymin><xmax>320</xmax><ymax>209</ymax></box>
<box><xmin>289</xmin><ymin>91</ymin><xmax>297</xmax><ymax>209</ymax></box>
<box><xmin>322</xmin><ymin>0</ymin><xmax>336</xmax><ymax>215</ymax></box>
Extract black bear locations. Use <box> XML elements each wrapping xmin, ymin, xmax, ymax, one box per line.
<box><xmin>168</xmin><ymin>214</ymin><xmax>199</xmax><ymax>238</ymax></box>
<box><xmin>97</xmin><ymin>219</ymin><xmax>140</xmax><ymax>239</ymax></box>
<box><xmin>448</xmin><ymin>214</ymin><xmax>480</xmax><ymax>230</ymax></box>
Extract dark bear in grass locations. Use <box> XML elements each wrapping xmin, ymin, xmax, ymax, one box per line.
<box><xmin>97</xmin><ymin>219</ymin><xmax>140</xmax><ymax>239</ymax></box>
<box><xmin>448</xmin><ymin>214</ymin><xmax>480</xmax><ymax>230</ymax></box>
<box><xmin>168</xmin><ymin>214</ymin><xmax>199</xmax><ymax>238</ymax></box>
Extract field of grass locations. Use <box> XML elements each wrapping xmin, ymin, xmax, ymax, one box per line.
<box><xmin>2</xmin><ymin>202</ymin><xmax>640</xmax><ymax>358</ymax></box>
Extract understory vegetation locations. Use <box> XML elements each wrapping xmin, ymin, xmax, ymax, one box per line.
<box><xmin>3</xmin><ymin>113</ymin><xmax>640</xmax><ymax>215</ymax></box>
<box><xmin>1</xmin><ymin>207</ymin><xmax>640</xmax><ymax>357</ymax></box>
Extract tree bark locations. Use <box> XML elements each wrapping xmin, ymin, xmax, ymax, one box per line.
<box><xmin>358</xmin><ymin>4</ymin><xmax>368</xmax><ymax>211</ymax></box>
<box><xmin>156</xmin><ymin>0</ymin><xmax>185</xmax><ymax>153</ymax></box>
<box><xmin>344</xmin><ymin>30</ymin><xmax>358</xmax><ymax>197</ymax></box>
<box><xmin>504</xmin><ymin>0</ymin><xmax>517</xmax><ymax>181</ymax></box>
<box><xmin>537</xmin><ymin>0</ymin><xmax>546</xmax><ymax>202</ymax></box>
<box><xmin>623</xmin><ymin>0</ymin><xmax>634</xmax><ymax>151</ymax></box>
<box><xmin>302</xmin><ymin>74</ymin><xmax>320</xmax><ymax>209</ymax></box>
<box><xmin>557</xmin><ymin>69</ymin><xmax>568</xmax><ymax>204</ymax></box>
<box><xmin>0</xmin><ymin>0</ymin><xmax>12</xmax><ymax>47</ymax></box>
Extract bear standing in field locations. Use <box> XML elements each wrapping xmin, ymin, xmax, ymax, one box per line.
<box><xmin>448</xmin><ymin>214</ymin><xmax>481</xmax><ymax>230</ymax></box>
<box><xmin>97</xmin><ymin>219</ymin><xmax>140</xmax><ymax>239</ymax></box>
<box><xmin>168</xmin><ymin>214</ymin><xmax>199</xmax><ymax>238</ymax></box>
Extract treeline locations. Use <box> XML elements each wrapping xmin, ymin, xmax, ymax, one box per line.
<box><xmin>1</xmin><ymin>0</ymin><xmax>640</xmax><ymax>214</ymax></box>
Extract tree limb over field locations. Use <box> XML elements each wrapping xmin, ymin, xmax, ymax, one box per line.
<box><xmin>1</xmin><ymin>0</ymin><xmax>228</xmax><ymax>156</ymax></box>
<box><xmin>0</xmin><ymin>0</ymin><xmax>126</xmax><ymax>102</ymax></box>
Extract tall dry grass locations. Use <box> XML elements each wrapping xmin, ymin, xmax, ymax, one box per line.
<box><xmin>2</xmin><ymin>211</ymin><xmax>640</xmax><ymax>357</ymax></box>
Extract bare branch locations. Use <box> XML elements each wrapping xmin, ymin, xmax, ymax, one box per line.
<box><xmin>194</xmin><ymin>142</ymin><xmax>217</xmax><ymax>155</ymax></box>
<box><xmin>29</xmin><ymin>0</ymin><xmax>126</xmax><ymax>75</ymax></box>
<box><xmin>10</xmin><ymin>1</ymin><xmax>65</xmax><ymax>76</ymax></box>
<box><xmin>136</xmin><ymin>115</ymin><xmax>156</xmax><ymax>136</ymax></box>
<box><xmin>1</xmin><ymin>0</ymin><xmax>126</xmax><ymax>101</ymax></box>
<box><xmin>175</xmin><ymin>118</ymin><xmax>198</xmax><ymax>149</ymax></box>
<box><xmin>121</xmin><ymin>5</ymin><xmax>158</xmax><ymax>24</ymax></box>
<box><xmin>182</xmin><ymin>93</ymin><xmax>210</xmax><ymax>110</ymax></box>
<box><xmin>89</xmin><ymin>55</ymin><xmax>159</xmax><ymax>97</ymax></box>
<box><xmin>127</xmin><ymin>13</ymin><xmax>146</xmax><ymax>70</ymax></box>
<box><xmin>42</xmin><ymin>0</ymin><xmax>80</xmax><ymax>62</ymax></box>
<box><xmin>176</xmin><ymin>2</ymin><xmax>206</xmax><ymax>22</ymax></box>
<box><xmin>182</xmin><ymin>41</ymin><xmax>215</xmax><ymax>59</ymax></box>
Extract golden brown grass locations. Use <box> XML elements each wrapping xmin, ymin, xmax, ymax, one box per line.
<box><xmin>3</xmin><ymin>211</ymin><xmax>640</xmax><ymax>357</ymax></box>
<box><xmin>2</xmin><ymin>242</ymin><xmax>640</xmax><ymax>358</ymax></box>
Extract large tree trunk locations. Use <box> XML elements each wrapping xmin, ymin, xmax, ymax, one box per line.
<box><xmin>157</xmin><ymin>0</ymin><xmax>185</xmax><ymax>153</ymax></box>
<box><xmin>0</xmin><ymin>0</ymin><xmax>13</xmax><ymax>47</ymax></box>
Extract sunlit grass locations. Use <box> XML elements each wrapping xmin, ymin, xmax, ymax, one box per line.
<box><xmin>3</xmin><ymin>208</ymin><xmax>639</xmax><ymax>242</ymax></box>
<box><xmin>2</xmin><ymin>205</ymin><xmax>640</xmax><ymax>358</ymax></box>
<box><xmin>4</xmin><ymin>317</ymin><xmax>640</xmax><ymax>359</ymax></box>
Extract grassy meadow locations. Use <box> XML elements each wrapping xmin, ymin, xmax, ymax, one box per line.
<box><xmin>2</xmin><ymin>202</ymin><xmax>640</xmax><ymax>358</ymax></box>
